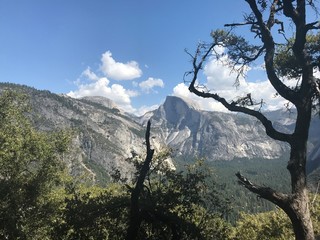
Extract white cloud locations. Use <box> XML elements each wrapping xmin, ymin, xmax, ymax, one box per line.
<box><xmin>136</xmin><ymin>104</ymin><xmax>160</xmax><ymax>116</ymax></box>
<box><xmin>100</xmin><ymin>51</ymin><xmax>142</xmax><ymax>80</ymax></box>
<box><xmin>67</xmin><ymin>50</ymin><xmax>149</xmax><ymax>114</ymax></box>
<box><xmin>67</xmin><ymin>50</ymin><xmax>168</xmax><ymax>116</ymax></box>
<box><xmin>173</xmin><ymin>83</ymin><xmax>228</xmax><ymax>112</ymax></box>
<box><xmin>203</xmin><ymin>56</ymin><xmax>247</xmax><ymax>91</ymax></box>
<box><xmin>82</xmin><ymin>67</ymin><xmax>99</xmax><ymax>81</ymax></box>
<box><xmin>139</xmin><ymin>77</ymin><xmax>164</xmax><ymax>93</ymax></box>
<box><xmin>173</xmin><ymin>55</ymin><xmax>292</xmax><ymax>112</ymax></box>
<box><xmin>67</xmin><ymin>77</ymin><xmax>137</xmax><ymax>113</ymax></box>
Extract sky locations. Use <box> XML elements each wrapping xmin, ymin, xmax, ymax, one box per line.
<box><xmin>0</xmin><ymin>1</ymin><xmax>318</xmax><ymax>115</ymax></box>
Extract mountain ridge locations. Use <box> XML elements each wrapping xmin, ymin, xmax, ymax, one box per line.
<box><xmin>0</xmin><ymin>82</ymin><xmax>319</xmax><ymax>180</ymax></box>
<box><xmin>144</xmin><ymin>95</ymin><xmax>291</xmax><ymax>160</ymax></box>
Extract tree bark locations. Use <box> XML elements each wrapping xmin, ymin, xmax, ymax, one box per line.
<box><xmin>286</xmin><ymin>191</ymin><xmax>314</xmax><ymax>240</ymax></box>
<box><xmin>285</xmin><ymin>83</ymin><xmax>314</xmax><ymax>238</ymax></box>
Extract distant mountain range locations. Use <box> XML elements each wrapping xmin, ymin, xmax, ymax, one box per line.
<box><xmin>1</xmin><ymin>82</ymin><xmax>319</xmax><ymax>182</ymax></box>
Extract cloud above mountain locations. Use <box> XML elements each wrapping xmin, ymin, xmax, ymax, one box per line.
<box><xmin>67</xmin><ymin>51</ymin><xmax>162</xmax><ymax>115</ymax></box>
<box><xmin>173</xmin><ymin>55</ymin><xmax>292</xmax><ymax>112</ymax></box>
<box><xmin>68</xmin><ymin>75</ymin><xmax>138</xmax><ymax>113</ymax></box>
<box><xmin>139</xmin><ymin>77</ymin><xmax>164</xmax><ymax>93</ymax></box>
<box><xmin>100</xmin><ymin>51</ymin><xmax>142</xmax><ymax>81</ymax></box>
<box><xmin>68</xmin><ymin>49</ymin><xmax>299</xmax><ymax>116</ymax></box>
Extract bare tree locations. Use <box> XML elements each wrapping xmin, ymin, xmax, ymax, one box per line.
<box><xmin>126</xmin><ymin>120</ymin><xmax>154</xmax><ymax>240</ymax></box>
<box><xmin>185</xmin><ymin>1</ymin><xmax>320</xmax><ymax>239</ymax></box>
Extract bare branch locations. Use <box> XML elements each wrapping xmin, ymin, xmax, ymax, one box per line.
<box><xmin>225</xmin><ymin>21</ymin><xmax>257</xmax><ymax>28</ymax></box>
<box><xmin>266</xmin><ymin>0</ymin><xmax>279</xmax><ymax>29</ymax></box>
<box><xmin>306</xmin><ymin>21</ymin><xmax>320</xmax><ymax>30</ymax></box>
<box><xmin>236</xmin><ymin>172</ymin><xmax>290</xmax><ymax>208</ymax></box>
<box><xmin>232</xmin><ymin>93</ymin><xmax>254</xmax><ymax>106</ymax></box>
<box><xmin>242</xmin><ymin>46</ymin><xmax>266</xmax><ymax>62</ymax></box>
<box><xmin>189</xmin><ymin>82</ymin><xmax>292</xmax><ymax>143</ymax></box>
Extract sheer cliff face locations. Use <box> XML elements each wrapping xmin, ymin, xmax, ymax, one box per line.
<box><xmin>146</xmin><ymin>96</ymin><xmax>289</xmax><ymax>160</ymax></box>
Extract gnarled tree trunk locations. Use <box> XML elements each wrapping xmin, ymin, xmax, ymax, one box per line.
<box><xmin>185</xmin><ymin>0</ymin><xmax>319</xmax><ymax>239</ymax></box>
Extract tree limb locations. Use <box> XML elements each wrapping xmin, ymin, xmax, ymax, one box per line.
<box><xmin>225</xmin><ymin>21</ymin><xmax>257</xmax><ymax>28</ymax></box>
<box><xmin>190</xmin><ymin>84</ymin><xmax>292</xmax><ymax>142</ymax></box>
<box><xmin>306</xmin><ymin>21</ymin><xmax>320</xmax><ymax>30</ymax></box>
<box><xmin>236</xmin><ymin>172</ymin><xmax>290</xmax><ymax>208</ymax></box>
<box><xmin>245</xmin><ymin>0</ymin><xmax>300</xmax><ymax>104</ymax></box>
<box><xmin>187</xmin><ymin>44</ymin><xmax>293</xmax><ymax>143</ymax></box>
<box><xmin>282</xmin><ymin>0</ymin><xmax>300</xmax><ymax>23</ymax></box>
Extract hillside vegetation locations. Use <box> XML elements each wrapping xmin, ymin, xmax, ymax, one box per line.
<box><xmin>0</xmin><ymin>87</ymin><xmax>319</xmax><ymax>239</ymax></box>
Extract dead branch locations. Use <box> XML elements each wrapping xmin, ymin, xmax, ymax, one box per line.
<box><xmin>236</xmin><ymin>172</ymin><xmax>290</xmax><ymax>208</ymax></box>
<box><xmin>126</xmin><ymin>120</ymin><xmax>155</xmax><ymax>240</ymax></box>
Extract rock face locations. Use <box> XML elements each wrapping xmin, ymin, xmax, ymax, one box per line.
<box><xmin>1</xmin><ymin>83</ymin><xmax>319</xmax><ymax>180</ymax></box>
<box><xmin>142</xmin><ymin>96</ymin><xmax>290</xmax><ymax>160</ymax></box>
<box><xmin>0</xmin><ymin>83</ymin><xmax>146</xmax><ymax>181</ymax></box>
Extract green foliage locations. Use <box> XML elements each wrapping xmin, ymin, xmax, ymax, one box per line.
<box><xmin>273</xmin><ymin>33</ymin><xmax>320</xmax><ymax>111</ymax></box>
<box><xmin>132</xmin><ymin>160</ymin><xmax>232</xmax><ymax>239</ymax></box>
<box><xmin>232</xmin><ymin>193</ymin><xmax>320</xmax><ymax>240</ymax></box>
<box><xmin>310</xmin><ymin>193</ymin><xmax>320</xmax><ymax>237</ymax></box>
<box><xmin>51</xmin><ymin>158</ymin><xmax>233</xmax><ymax>240</ymax></box>
<box><xmin>210</xmin><ymin>156</ymin><xmax>291</xmax><ymax>214</ymax></box>
<box><xmin>0</xmin><ymin>87</ymin><xmax>318</xmax><ymax>239</ymax></box>
<box><xmin>12</xmin><ymin>151</ymin><xmax>317</xmax><ymax>240</ymax></box>
<box><xmin>128</xmin><ymin>126</ymin><xmax>145</xmax><ymax>138</ymax></box>
<box><xmin>175</xmin><ymin>154</ymin><xmax>291</xmax><ymax>222</ymax></box>
<box><xmin>0</xmin><ymin>90</ymin><xmax>71</xmax><ymax>239</ymax></box>
<box><xmin>53</xmin><ymin>185</ymin><xmax>129</xmax><ymax>240</ymax></box>
<box><xmin>234</xmin><ymin>209</ymin><xmax>294</xmax><ymax>240</ymax></box>
<box><xmin>274</xmin><ymin>33</ymin><xmax>320</xmax><ymax>80</ymax></box>
<box><xmin>211</xmin><ymin>30</ymin><xmax>261</xmax><ymax>64</ymax></box>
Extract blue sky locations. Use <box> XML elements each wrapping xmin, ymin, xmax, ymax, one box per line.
<box><xmin>1</xmin><ymin>1</ymin><xmax>318</xmax><ymax>115</ymax></box>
